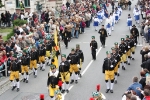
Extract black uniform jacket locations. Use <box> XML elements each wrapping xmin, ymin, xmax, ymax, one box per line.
<box><xmin>76</xmin><ymin>49</ymin><xmax>84</xmax><ymax>62</ymax></box>
<box><xmin>59</xmin><ymin>61</ymin><xmax>70</xmax><ymax>72</ymax></box>
<box><xmin>67</xmin><ymin>53</ymin><xmax>80</xmax><ymax>64</ymax></box>
<box><xmin>102</xmin><ymin>57</ymin><xmax>116</xmax><ymax>73</ymax></box>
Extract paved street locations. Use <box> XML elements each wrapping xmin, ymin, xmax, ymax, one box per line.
<box><xmin>0</xmin><ymin>0</ymin><xmax>146</xmax><ymax>100</ymax></box>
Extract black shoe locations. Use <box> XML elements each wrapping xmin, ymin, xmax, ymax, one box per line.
<box><xmin>47</xmin><ymin>62</ymin><xmax>49</xmax><ymax>65</ymax></box>
<box><xmin>79</xmin><ymin>74</ymin><xmax>82</xmax><ymax>78</ymax></box>
<box><xmin>26</xmin><ymin>80</ymin><xmax>28</xmax><ymax>83</ymax></box>
<box><xmin>106</xmin><ymin>89</ymin><xmax>110</xmax><ymax>93</ymax></box>
<box><xmin>40</xmin><ymin>67</ymin><xmax>42</xmax><ymax>70</ymax></box>
<box><xmin>110</xmin><ymin>90</ymin><xmax>113</xmax><ymax>93</ymax></box>
<box><xmin>117</xmin><ymin>73</ymin><xmax>120</xmax><ymax>76</ymax></box>
<box><xmin>34</xmin><ymin>75</ymin><xmax>37</xmax><ymax>78</ymax></box>
<box><xmin>23</xmin><ymin>78</ymin><xmax>26</xmax><ymax>82</ymax></box>
<box><xmin>12</xmin><ymin>86</ymin><xmax>16</xmax><ymax>91</ymax></box>
<box><xmin>42</xmin><ymin>69</ymin><xmax>45</xmax><ymax>71</ymax></box>
<box><xmin>122</xmin><ymin>66</ymin><xmax>125</xmax><ymax>70</ymax></box>
<box><xmin>75</xmin><ymin>80</ymin><xmax>78</xmax><ymax>84</ymax></box>
<box><xmin>128</xmin><ymin>63</ymin><xmax>130</xmax><ymax>65</ymax></box>
<box><xmin>103</xmin><ymin>45</ymin><xmax>105</xmax><ymax>48</ymax></box>
<box><xmin>61</xmin><ymin>90</ymin><xmax>65</xmax><ymax>93</ymax></box>
<box><xmin>33</xmin><ymin>72</ymin><xmax>35</xmax><ymax>75</ymax></box>
<box><xmin>132</xmin><ymin>58</ymin><xmax>134</xmax><ymax>60</ymax></box>
<box><xmin>17</xmin><ymin>88</ymin><xmax>20</xmax><ymax>92</ymax></box>
<box><xmin>70</xmin><ymin>80</ymin><xmax>74</xmax><ymax>84</ymax></box>
<box><xmin>66</xmin><ymin>89</ymin><xmax>69</xmax><ymax>93</ymax></box>
<box><xmin>114</xmin><ymin>80</ymin><xmax>117</xmax><ymax>84</ymax></box>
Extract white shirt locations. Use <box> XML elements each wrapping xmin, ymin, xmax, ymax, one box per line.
<box><xmin>19</xmin><ymin>27</ymin><xmax>24</xmax><ymax>33</ymax></box>
<box><xmin>105</xmin><ymin>18</ymin><xmax>112</xmax><ymax>26</ymax></box>
<box><xmin>21</xmin><ymin>14</ymin><xmax>24</xmax><ymax>20</ymax></box>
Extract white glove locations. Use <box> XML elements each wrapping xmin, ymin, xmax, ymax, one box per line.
<box><xmin>91</xmin><ymin>46</ymin><xmax>92</xmax><ymax>47</ymax></box>
<box><xmin>68</xmin><ymin>60</ymin><xmax>71</xmax><ymax>62</ymax></box>
<box><xmin>128</xmin><ymin>46</ymin><xmax>130</xmax><ymax>48</ymax></box>
<box><xmin>61</xmin><ymin>63</ymin><xmax>64</xmax><ymax>65</ymax></box>
<box><xmin>19</xmin><ymin>60</ymin><xmax>21</xmax><ymax>62</ymax></box>
<box><xmin>115</xmin><ymin>60</ymin><xmax>117</xmax><ymax>62</ymax></box>
<box><xmin>19</xmin><ymin>73</ymin><xmax>21</xmax><ymax>75</ymax></box>
<box><xmin>96</xmin><ymin>49</ymin><xmax>97</xmax><ymax>51</ymax></box>
<box><xmin>134</xmin><ymin>43</ymin><xmax>136</xmax><ymax>45</ymax></box>
<box><xmin>77</xmin><ymin>64</ymin><xmax>80</xmax><ymax>67</ymax></box>
<box><xmin>8</xmin><ymin>71</ymin><xmax>11</xmax><ymax>73</ymax></box>
<box><xmin>124</xmin><ymin>50</ymin><xmax>126</xmax><ymax>53</ymax></box>
<box><xmin>110</xmin><ymin>65</ymin><xmax>113</xmax><ymax>68</ymax></box>
<box><xmin>67</xmin><ymin>38</ymin><xmax>68</xmax><ymax>40</ymax></box>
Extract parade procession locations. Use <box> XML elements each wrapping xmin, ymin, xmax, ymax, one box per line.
<box><xmin>0</xmin><ymin>0</ymin><xmax>150</xmax><ymax>99</ymax></box>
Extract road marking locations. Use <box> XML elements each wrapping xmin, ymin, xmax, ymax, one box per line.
<box><xmin>64</xmin><ymin>47</ymin><xmax>102</xmax><ymax>97</ymax></box>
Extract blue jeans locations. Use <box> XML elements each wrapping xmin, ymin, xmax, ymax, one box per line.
<box><xmin>71</xmin><ymin>28</ymin><xmax>75</xmax><ymax>37</ymax></box>
<box><xmin>75</xmin><ymin>30</ymin><xmax>79</xmax><ymax>38</ymax></box>
<box><xmin>144</xmin><ymin>33</ymin><xmax>148</xmax><ymax>42</ymax></box>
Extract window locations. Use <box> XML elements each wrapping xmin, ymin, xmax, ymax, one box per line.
<box><xmin>24</xmin><ymin>0</ymin><xmax>30</xmax><ymax>7</ymax></box>
<box><xmin>16</xmin><ymin>0</ymin><xmax>20</xmax><ymax>8</ymax></box>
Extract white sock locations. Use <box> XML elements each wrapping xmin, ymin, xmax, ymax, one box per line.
<box><xmin>115</xmin><ymin>75</ymin><xmax>117</xmax><ymax>81</ymax></box>
<box><xmin>112</xmin><ymin>27</ymin><xmax>114</xmax><ymax>30</ymax></box>
<box><xmin>26</xmin><ymin>75</ymin><xmax>29</xmax><ymax>80</ymax></box>
<box><xmin>13</xmin><ymin>80</ymin><xmax>16</xmax><ymax>86</ymax></box>
<box><xmin>123</xmin><ymin>62</ymin><xmax>126</xmax><ymax>68</ymax></box>
<box><xmin>62</xmin><ymin>83</ymin><xmax>65</xmax><ymax>90</ymax></box>
<box><xmin>66</xmin><ymin>84</ymin><xmax>69</xmax><ymax>90</ymax></box>
<box><xmin>35</xmin><ymin>70</ymin><xmax>37</xmax><ymax>75</ymax></box>
<box><xmin>17</xmin><ymin>82</ymin><xmax>20</xmax><ymax>88</ymax></box>
<box><xmin>51</xmin><ymin>97</ymin><xmax>55</xmax><ymax>100</ymax></box>
<box><xmin>32</xmin><ymin>68</ymin><xmax>35</xmax><ymax>72</ymax></box>
<box><xmin>110</xmin><ymin>83</ymin><xmax>114</xmax><ymax>90</ymax></box>
<box><xmin>106</xmin><ymin>82</ymin><xmax>109</xmax><ymax>89</ymax></box>
<box><xmin>40</xmin><ymin>63</ymin><xmax>43</xmax><ymax>68</ymax></box>
<box><xmin>23</xmin><ymin>73</ymin><xmax>26</xmax><ymax>79</ymax></box>
<box><xmin>127</xmin><ymin>58</ymin><xmax>130</xmax><ymax>63</ymax></box>
<box><xmin>118</xmin><ymin>67</ymin><xmax>120</xmax><ymax>74</ymax></box>
<box><xmin>132</xmin><ymin>54</ymin><xmax>134</xmax><ymax>58</ymax></box>
<box><xmin>49</xmin><ymin>59</ymin><xmax>51</xmax><ymax>64</ymax></box>
<box><xmin>120</xmin><ymin>62</ymin><xmax>122</xmax><ymax>67</ymax></box>
<box><xmin>75</xmin><ymin>74</ymin><xmax>78</xmax><ymax>80</ymax></box>
<box><xmin>71</xmin><ymin>73</ymin><xmax>74</xmax><ymax>80</ymax></box>
<box><xmin>42</xmin><ymin>64</ymin><xmax>45</xmax><ymax>70</ymax></box>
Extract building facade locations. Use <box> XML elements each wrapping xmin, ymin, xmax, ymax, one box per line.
<box><xmin>0</xmin><ymin>0</ymin><xmax>64</xmax><ymax>14</ymax></box>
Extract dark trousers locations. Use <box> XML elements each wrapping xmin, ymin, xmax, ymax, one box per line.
<box><xmin>100</xmin><ymin>36</ymin><xmax>106</xmax><ymax>45</ymax></box>
<box><xmin>91</xmin><ymin>50</ymin><xmax>96</xmax><ymax>60</ymax></box>
<box><xmin>81</xmin><ymin>27</ymin><xmax>84</xmax><ymax>32</ymax></box>
<box><xmin>64</xmin><ymin>38</ymin><xmax>68</xmax><ymax>47</ymax></box>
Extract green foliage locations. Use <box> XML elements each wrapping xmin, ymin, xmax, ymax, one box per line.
<box><xmin>0</xmin><ymin>0</ymin><xmax>4</xmax><ymax>8</ymax></box>
<box><xmin>13</xmin><ymin>19</ymin><xmax>27</xmax><ymax>26</ymax></box>
<box><xmin>7</xmin><ymin>30</ymin><xmax>14</xmax><ymax>40</ymax></box>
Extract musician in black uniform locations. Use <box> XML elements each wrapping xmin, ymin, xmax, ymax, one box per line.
<box><xmin>38</xmin><ymin>41</ymin><xmax>46</xmax><ymax>71</ymax></box>
<box><xmin>47</xmin><ymin>65</ymin><xmax>59</xmax><ymax>99</ymax></box>
<box><xmin>63</xmin><ymin>27</ymin><xmax>70</xmax><ymax>49</ymax></box>
<box><xmin>102</xmin><ymin>51</ymin><xmax>116</xmax><ymax>93</ymax></box>
<box><xmin>21</xmin><ymin>49</ymin><xmax>30</xmax><ymax>83</ymax></box>
<box><xmin>75</xmin><ymin>44</ymin><xmax>84</xmax><ymax>78</ymax></box>
<box><xmin>67</xmin><ymin>48</ymin><xmax>80</xmax><ymax>84</ymax></box>
<box><xmin>45</xmin><ymin>38</ymin><xmax>52</xmax><ymax>65</ymax></box>
<box><xmin>90</xmin><ymin>36</ymin><xmax>98</xmax><ymax>60</ymax></box>
<box><xmin>119</xmin><ymin>38</ymin><xmax>127</xmax><ymax>70</ymax></box>
<box><xmin>130</xmin><ymin>34</ymin><xmax>136</xmax><ymax>60</ymax></box>
<box><xmin>30</xmin><ymin>46</ymin><xmax>38</xmax><ymax>78</ymax></box>
<box><xmin>98</xmin><ymin>25</ymin><xmax>108</xmax><ymax>48</ymax></box>
<box><xmin>9</xmin><ymin>54</ymin><xmax>21</xmax><ymax>92</ymax></box>
<box><xmin>130</xmin><ymin>25</ymin><xmax>139</xmax><ymax>46</ymax></box>
<box><xmin>111</xmin><ymin>47</ymin><xmax>121</xmax><ymax>84</ymax></box>
<box><xmin>59</xmin><ymin>54</ymin><xmax>70</xmax><ymax>93</ymax></box>
<box><xmin>125</xmin><ymin>35</ymin><xmax>132</xmax><ymax>65</ymax></box>
<box><xmin>114</xmin><ymin>42</ymin><xmax>122</xmax><ymax>76</ymax></box>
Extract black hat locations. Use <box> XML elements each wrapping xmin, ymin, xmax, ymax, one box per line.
<box><xmin>132</xmin><ymin>25</ymin><xmax>136</xmax><ymax>27</ymax></box>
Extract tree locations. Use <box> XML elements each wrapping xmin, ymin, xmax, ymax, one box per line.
<box><xmin>0</xmin><ymin>0</ymin><xmax>4</xmax><ymax>8</ymax></box>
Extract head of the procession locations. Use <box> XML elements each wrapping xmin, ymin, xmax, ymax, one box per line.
<box><xmin>92</xmin><ymin>36</ymin><xmax>95</xmax><ymax>41</ymax></box>
<box><xmin>106</xmin><ymin>51</ymin><xmax>111</xmax><ymax>58</ymax></box>
<box><xmin>121</xmin><ymin>38</ymin><xmax>125</xmax><ymax>44</ymax></box>
<box><xmin>101</xmin><ymin>25</ymin><xmax>104</xmax><ymax>29</ymax></box>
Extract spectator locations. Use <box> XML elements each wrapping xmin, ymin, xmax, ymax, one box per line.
<box><xmin>139</xmin><ymin>71</ymin><xmax>146</xmax><ymax>89</ymax></box>
<box><xmin>127</xmin><ymin>77</ymin><xmax>142</xmax><ymax>98</ymax></box>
